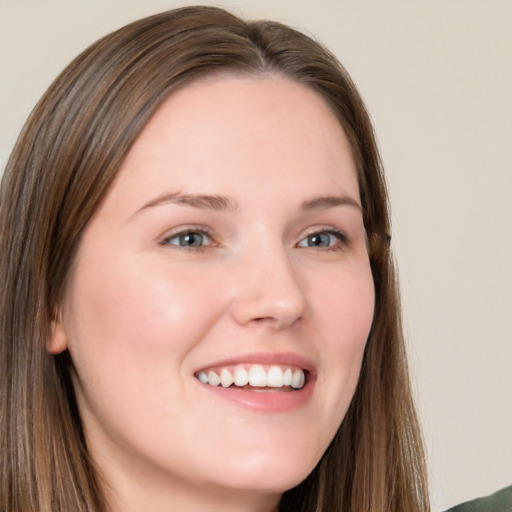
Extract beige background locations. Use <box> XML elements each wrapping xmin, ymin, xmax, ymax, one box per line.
<box><xmin>1</xmin><ymin>1</ymin><xmax>511</xmax><ymax>510</ymax></box>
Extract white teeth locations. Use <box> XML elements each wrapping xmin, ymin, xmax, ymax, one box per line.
<box><xmin>249</xmin><ymin>365</ymin><xmax>267</xmax><ymax>387</ymax></box>
<box><xmin>196</xmin><ymin>365</ymin><xmax>306</xmax><ymax>390</ymax></box>
<box><xmin>291</xmin><ymin>369</ymin><xmax>305</xmax><ymax>389</ymax></box>
<box><xmin>233</xmin><ymin>366</ymin><xmax>249</xmax><ymax>386</ymax></box>
<box><xmin>266</xmin><ymin>366</ymin><xmax>283</xmax><ymax>387</ymax></box>
<box><xmin>220</xmin><ymin>368</ymin><xmax>234</xmax><ymax>388</ymax></box>
<box><xmin>207</xmin><ymin>370</ymin><xmax>221</xmax><ymax>387</ymax></box>
<box><xmin>283</xmin><ymin>368</ymin><xmax>292</xmax><ymax>386</ymax></box>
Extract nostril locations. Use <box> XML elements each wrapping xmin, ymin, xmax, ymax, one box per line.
<box><xmin>249</xmin><ymin>317</ymin><xmax>279</xmax><ymax>328</ymax></box>
<box><xmin>229</xmin><ymin>265</ymin><xmax>308</xmax><ymax>328</ymax></box>
<box><xmin>250</xmin><ymin>315</ymin><xmax>303</xmax><ymax>329</ymax></box>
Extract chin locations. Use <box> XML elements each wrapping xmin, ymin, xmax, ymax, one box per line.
<box><xmin>208</xmin><ymin>448</ymin><xmax>319</xmax><ymax>495</ymax></box>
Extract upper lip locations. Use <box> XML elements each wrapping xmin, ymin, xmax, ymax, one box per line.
<box><xmin>194</xmin><ymin>351</ymin><xmax>316</xmax><ymax>375</ymax></box>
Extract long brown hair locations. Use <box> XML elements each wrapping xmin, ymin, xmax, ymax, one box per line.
<box><xmin>0</xmin><ymin>6</ymin><xmax>429</xmax><ymax>511</ymax></box>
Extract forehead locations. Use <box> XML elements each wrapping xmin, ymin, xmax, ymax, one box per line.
<box><xmin>106</xmin><ymin>75</ymin><xmax>359</xmax><ymax>214</ymax></box>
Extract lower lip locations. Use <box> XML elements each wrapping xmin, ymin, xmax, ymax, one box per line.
<box><xmin>196</xmin><ymin>379</ymin><xmax>315</xmax><ymax>413</ymax></box>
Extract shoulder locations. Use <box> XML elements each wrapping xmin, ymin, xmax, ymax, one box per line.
<box><xmin>444</xmin><ymin>485</ymin><xmax>512</xmax><ymax>512</ymax></box>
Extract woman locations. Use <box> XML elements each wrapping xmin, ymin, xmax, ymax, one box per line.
<box><xmin>0</xmin><ymin>6</ymin><xmax>429</xmax><ymax>511</ymax></box>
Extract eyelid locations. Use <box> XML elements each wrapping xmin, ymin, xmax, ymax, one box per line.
<box><xmin>158</xmin><ymin>224</ymin><xmax>350</xmax><ymax>251</ymax></box>
<box><xmin>159</xmin><ymin>225</ymin><xmax>216</xmax><ymax>249</ymax></box>
<box><xmin>296</xmin><ymin>227</ymin><xmax>349</xmax><ymax>249</ymax></box>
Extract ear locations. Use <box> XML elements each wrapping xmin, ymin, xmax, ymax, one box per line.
<box><xmin>48</xmin><ymin>310</ymin><xmax>69</xmax><ymax>354</ymax></box>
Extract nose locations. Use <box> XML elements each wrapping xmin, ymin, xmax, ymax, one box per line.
<box><xmin>229</xmin><ymin>245</ymin><xmax>308</xmax><ymax>329</ymax></box>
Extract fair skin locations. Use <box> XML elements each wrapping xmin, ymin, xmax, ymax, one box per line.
<box><xmin>50</xmin><ymin>75</ymin><xmax>375</xmax><ymax>512</ymax></box>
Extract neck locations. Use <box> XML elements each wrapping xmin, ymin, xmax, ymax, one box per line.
<box><xmin>108</xmin><ymin>483</ymin><xmax>281</xmax><ymax>512</ymax></box>
<box><xmin>102</xmin><ymin>456</ymin><xmax>282</xmax><ymax>512</ymax></box>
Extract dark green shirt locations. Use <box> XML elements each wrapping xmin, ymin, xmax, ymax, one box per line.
<box><xmin>445</xmin><ymin>485</ymin><xmax>512</xmax><ymax>512</ymax></box>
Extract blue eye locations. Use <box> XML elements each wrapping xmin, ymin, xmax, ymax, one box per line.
<box><xmin>162</xmin><ymin>230</ymin><xmax>212</xmax><ymax>248</ymax></box>
<box><xmin>298</xmin><ymin>230</ymin><xmax>346</xmax><ymax>249</ymax></box>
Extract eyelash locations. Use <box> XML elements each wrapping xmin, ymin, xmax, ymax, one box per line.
<box><xmin>297</xmin><ymin>228</ymin><xmax>348</xmax><ymax>251</ymax></box>
<box><xmin>160</xmin><ymin>226</ymin><xmax>215</xmax><ymax>252</ymax></box>
<box><xmin>159</xmin><ymin>227</ymin><xmax>348</xmax><ymax>252</ymax></box>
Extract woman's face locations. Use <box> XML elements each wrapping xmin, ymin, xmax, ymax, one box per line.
<box><xmin>51</xmin><ymin>76</ymin><xmax>375</xmax><ymax>510</ymax></box>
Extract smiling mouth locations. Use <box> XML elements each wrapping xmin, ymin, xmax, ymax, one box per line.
<box><xmin>195</xmin><ymin>364</ymin><xmax>306</xmax><ymax>390</ymax></box>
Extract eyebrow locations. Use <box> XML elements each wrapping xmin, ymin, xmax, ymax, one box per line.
<box><xmin>300</xmin><ymin>195</ymin><xmax>361</xmax><ymax>212</ymax></box>
<box><xmin>134</xmin><ymin>192</ymin><xmax>239</xmax><ymax>216</ymax></box>
<box><xmin>133</xmin><ymin>192</ymin><xmax>361</xmax><ymax>218</ymax></box>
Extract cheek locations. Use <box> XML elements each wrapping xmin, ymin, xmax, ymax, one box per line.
<box><xmin>61</xmin><ymin>253</ymin><xmax>231</xmax><ymax>422</ymax></box>
<box><xmin>313</xmin><ymin>262</ymin><xmax>375</xmax><ymax>411</ymax></box>
<box><xmin>66</xmin><ymin>256</ymin><xmax>224</xmax><ymax>357</ymax></box>
<box><xmin>317</xmin><ymin>261</ymin><xmax>375</xmax><ymax>348</ymax></box>
<box><xmin>62</xmin><ymin>254</ymin><xmax>229</xmax><ymax>452</ymax></box>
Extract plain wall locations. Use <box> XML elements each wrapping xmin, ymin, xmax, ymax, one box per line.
<box><xmin>1</xmin><ymin>1</ymin><xmax>511</xmax><ymax>510</ymax></box>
